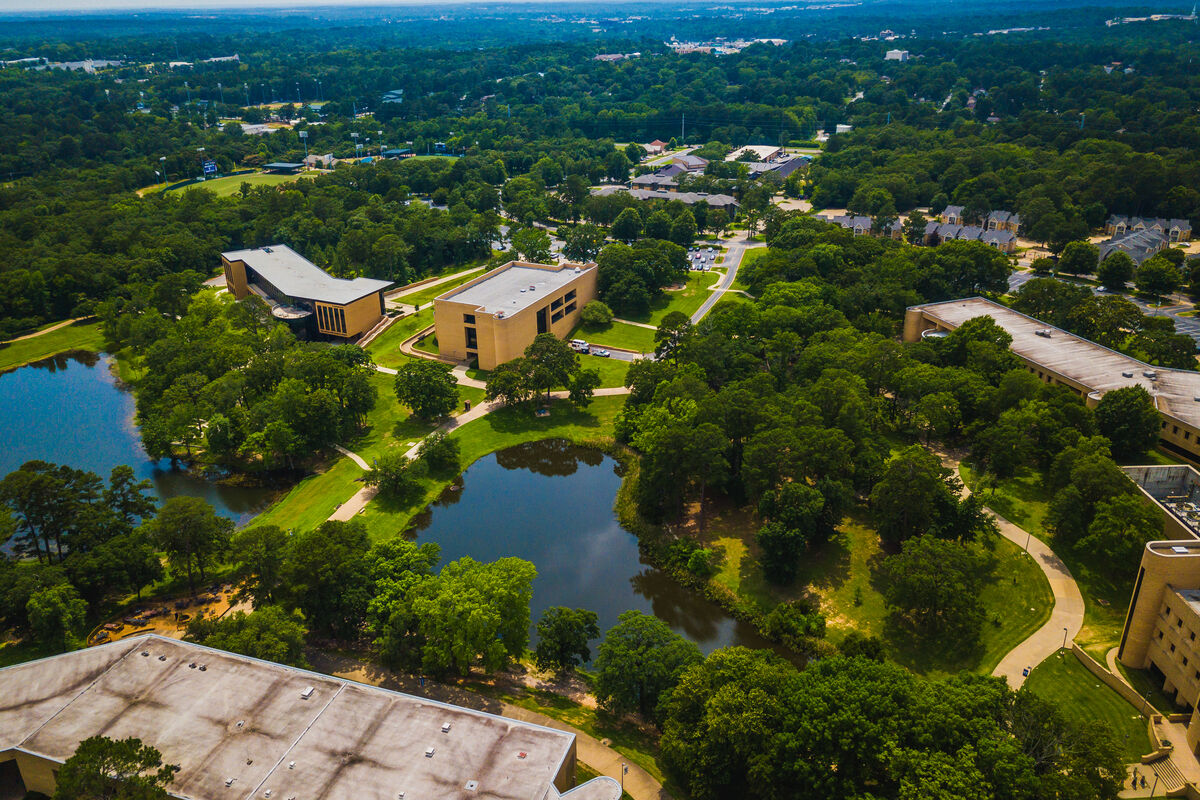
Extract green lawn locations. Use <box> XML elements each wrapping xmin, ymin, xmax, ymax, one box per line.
<box><xmin>178</xmin><ymin>172</ymin><xmax>309</xmax><ymax>197</ymax></box>
<box><xmin>0</xmin><ymin>319</ymin><xmax>106</xmax><ymax>372</ymax></box>
<box><xmin>1116</xmin><ymin>662</ymin><xmax>1184</xmax><ymax>715</ymax></box>
<box><xmin>365</xmin><ymin>309</ymin><xmax>435</xmax><ymax>369</ymax></box>
<box><xmin>572</xmin><ymin>320</ymin><xmax>656</xmax><ymax>354</ymax></box>
<box><xmin>616</xmin><ymin>272</ymin><xmax>714</xmax><ymax>326</ymax></box>
<box><xmin>1025</xmin><ymin>651</ymin><xmax>1153</xmax><ymax>761</ymax></box>
<box><xmin>733</xmin><ymin>248</ymin><xmax>766</xmax><ymax>291</ymax></box>
<box><xmin>700</xmin><ymin>502</ymin><xmax>1052</xmax><ymax>676</ymax></box>
<box><xmin>400</xmin><ymin>268</ymin><xmax>487</xmax><ymax>309</ymax></box>
<box><xmin>579</xmin><ymin>353</ymin><xmax>631</xmax><ymax>388</ymax></box>
<box><xmin>959</xmin><ymin>462</ymin><xmax>1135</xmax><ymax>660</ymax></box>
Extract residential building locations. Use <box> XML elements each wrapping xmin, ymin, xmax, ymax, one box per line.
<box><xmin>671</xmin><ymin>154</ymin><xmax>708</xmax><ymax>172</ymax></box>
<box><xmin>939</xmin><ymin>205</ymin><xmax>965</xmax><ymax>225</ymax></box>
<box><xmin>592</xmin><ymin>186</ymin><xmax>739</xmax><ymax>214</ymax></box>
<box><xmin>922</xmin><ymin>220</ymin><xmax>1015</xmax><ymax>252</ymax></box>
<box><xmin>1098</xmin><ymin>229</ymin><xmax>1169</xmax><ymax>265</ymax></box>
<box><xmin>1106</xmin><ymin>215</ymin><xmax>1192</xmax><ymax>243</ymax></box>
<box><xmin>221</xmin><ymin>245</ymin><xmax>392</xmax><ymax>341</ymax></box>
<box><xmin>903</xmin><ymin>297</ymin><xmax>1200</xmax><ymax>463</ymax></box>
<box><xmin>0</xmin><ymin>634</ymin><xmax>619</xmax><ymax>800</ymax></box>
<box><xmin>744</xmin><ymin>155</ymin><xmax>809</xmax><ymax>181</ymax></box>
<box><xmin>630</xmin><ymin>173</ymin><xmax>679</xmax><ymax>191</ymax></box>
<box><xmin>984</xmin><ymin>209</ymin><xmax>1022</xmax><ymax>234</ymax></box>
<box><xmin>434</xmin><ymin>260</ymin><xmax>598</xmax><ymax>370</ymax></box>
<box><xmin>820</xmin><ymin>214</ymin><xmax>872</xmax><ymax>236</ymax></box>
<box><xmin>884</xmin><ymin>49</ymin><xmax>910</xmax><ymax>61</ymax></box>
<box><xmin>646</xmin><ymin>139</ymin><xmax>668</xmax><ymax>155</ymax></box>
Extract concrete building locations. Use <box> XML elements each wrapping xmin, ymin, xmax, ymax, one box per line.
<box><xmin>221</xmin><ymin>245</ymin><xmax>392</xmax><ymax>341</ymax></box>
<box><xmin>903</xmin><ymin>297</ymin><xmax>1200</xmax><ymax>463</ymax></box>
<box><xmin>0</xmin><ymin>634</ymin><xmax>620</xmax><ymax>800</ymax></box>
<box><xmin>884</xmin><ymin>49</ymin><xmax>910</xmax><ymax>61</ymax></box>
<box><xmin>434</xmin><ymin>261</ymin><xmax>598</xmax><ymax>370</ymax></box>
<box><xmin>724</xmin><ymin>145</ymin><xmax>784</xmax><ymax>163</ymax></box>
<box><xmin>591</xmin><ymin>186</ymin><xmax>739</xmax><ymax>214</ymax></box>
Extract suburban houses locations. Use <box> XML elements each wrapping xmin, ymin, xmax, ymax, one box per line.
<box><xmin>1098</xmin><ymin>228</ymin><xmax>1169</xmax><ymax>265</ymax></box>
<box><xmin>593</xmin><ymin>185</ymin><xmax>739</xmax><ymax>213</ymax></box>
<box><xmin>1106</xmin><ymin>214</ymin><xmax>1193</xmax><ymax>243</ymax></box>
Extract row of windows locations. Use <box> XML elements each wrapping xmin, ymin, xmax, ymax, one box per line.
<box><xmin>317</xmin><ymin>304</ymin><xmax>347</xmax><ymax>335</ymax></box>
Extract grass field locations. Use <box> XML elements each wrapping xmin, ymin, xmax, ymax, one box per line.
<box><xmin>616</xmin><ymin>272</ymin><xmax>715</xmax><ymax>326</ymax></box>
<box><xmin>365</xmin><ymin>310</ymin><xmax>435</xmax><ymax>369</ymax></box>
<box><xmin>959</xmin><ymin>462</ymin><xmax>1136</xmax><ymax>660</ymax></box>
<box><xmin>700</xmin><ymin>498</ymin><xmax>1051</xmax><ymax>675</ymax></box>
<box><xmin>579</xmin><ymin>353</ymin><xmax>631</xmax><ymax>388</ymax></box>
<box><xmin>733</xmin><ymin>248</ymin><xmax>766</xmax><ymax>291</ymax></box>
<box><xmin>397</xmin><ymin>268</ymin><xmax>487</xmax><ymax>309</ymax></box>
<box><xmin>177</xmin><ymin>172</ymin><xmax>309</xmax><ymax>197</ymax></box>
<box><xmin>0</xmin><ymin>319</ymin><xmax>106</xmax><ymax>372</ymax></box>
<box><xmin>572</xmin><ymin>320</ymin><xmax>656</xmax><ymax>354</ymax></box>
<box><xmin>1025</xmin><ymin>651</ymin><xmax>1153</xmax><ymax>761</ymax></box>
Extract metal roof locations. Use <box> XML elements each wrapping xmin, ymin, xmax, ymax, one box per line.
<box><xmin>222</xmin><ymin>245</ymin><xmax>392</xmax><ymax>305</ymax></box>
<box><xmin>439</xmin><ymin>262</ymin><xmax>593</xmax><ymax>316</ymax></box>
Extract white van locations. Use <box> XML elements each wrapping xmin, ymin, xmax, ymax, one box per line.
<box><xmin>570</xmin><ymin>339</ymin><xmax>590</xmax><ymax>353</ymax></box>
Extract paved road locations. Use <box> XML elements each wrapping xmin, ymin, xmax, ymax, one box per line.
<box><xmin>691</xmin><ymin>237</ymin><xmax>763</xmax><ymax>323</ymax></box>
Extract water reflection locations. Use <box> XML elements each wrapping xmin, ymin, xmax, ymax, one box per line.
<box><xmin>410</xmin><ymin>438</ymin><xmax>777</xmax><ymax>654</ymax></box>
<box><xmin>0</xmin><ymin>352</ymin><xmax>277</xmax><ymax>527</ymax></box>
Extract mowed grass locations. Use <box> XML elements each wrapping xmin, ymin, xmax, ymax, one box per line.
<box><xmin>617</xmin><ymin>272</ymin><xmax>714</xmax><ymax>326</ymax></box>
<box><xmin>179</xmin><ymin>172</ymin><xmax>309</xmax><ymax>197</ymax></box>
<box><xmin>1025</xmin><ymin>651</ymin><xmax>1153</xmax><ymax>761</ymax></box>
<box><xmin>732</xmin><ymin>247</ymin><xmax>765</xmax><ymax>291</ymax></box>
<box><xmin>0</xmin><ymin>319</ymin><xmax>106</xmax><ymax>371</ymax></box>
<box><xmin>365</xmin><ymin>309</ymin><xmax>435</xmax><ymax>369</ymax></box>
<box><xmin>572</xmin><ymin>320</ymin><xmax>656</xmax><ymax>354</ymax></box>
<box><xmin>700</xmin><ymin>504</ymin><xmax>1051</xmax><ymax>676</ymax></box>
<box><xmin>959</xmin><ymin>462</ymin><xmax>1134</xmax><ymax>661</ymax></box>
<box><xmin>399</xmin><ymin>268</ymin><xmax>487</xmax><ymax>309</ymax></box>
<box><xmin>579</xmin><ymin>353</ymin><xmax>631</xmax><ymax>388</ymax></box>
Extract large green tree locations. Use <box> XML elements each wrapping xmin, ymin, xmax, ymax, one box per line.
<box><xmin>593</xmin><ymin>610</ymin><xmax>702</xmax><ymax>717</ymax></box>
<box><xmin>141</xmin><ymin>497</ymin><xmax>233</xmax><ymax>594</ymax></box>
<box><xmin>186</xmin><ymin>605</ymin><xmax>309</xmax><ymax>667</ymax></box>
<box><xmin>1094</xmin><ymin>385</ymin><xmax>1160</xmax><ymax>460</ymax></box>
<box><xmin>54</xmin><ymin>737</ymin><xmax>178</xmax><ymax>800</ymax></box>
<box><xmin>394</xmin><ymin>360</ymin><xmax>459</xmax><ymax>420</ymax></box>
<box><xmin>534</xmin><ymin>606</ymin><xmax>600</xmax><ymax>673</ymax></box>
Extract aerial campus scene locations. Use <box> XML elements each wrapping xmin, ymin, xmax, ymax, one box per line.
<box><xmin>10</xmin><ymin>1</ymin><xmax>1200</xmax><ymax>799</ymax></box>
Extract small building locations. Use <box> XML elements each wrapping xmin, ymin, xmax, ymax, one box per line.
<box><xmin>630</xmin><ymin>173</ymin><xmax>679</xmax><ymax>191</ymax></box>
<box><xmin>671</xmin><ymin>154</ymin><xmax>708</xmax><ymax>172</ymax></box>
<box><xmin>984</xmin><ymin>209</ymin><xmax>1022</xmax><ymax>234</ymax></box>
<box><xmin>434</xmin><ymin>261</ymin><xmax>598</xmax><ymax>370</ymax></box>
<box><xmin>884</xmin><ymin>49</ymin><xmax>910</xmax><ymax>61</ymax></box>
<box><xmin>724</xmin><ymin>145</ymin><xmax>784</xmax><ymax>163</ymax></box>
<box><xmin>646</xmin><ymin>139</ymin><xmax>668</xmax><ymax>155</ymax></box>
<box><xmin>381</xmin><ymin>148</ymin><xmax>414</xmax><ymax>159</ymax></box>
<box><xmin>304</xmin><ymin>153</ymin><xmax>334</xmax><ymax>169</ymax></box>
<box><xmin>820</xmin><ymin>214</ymin><xmax>873</xmax><ymax>236</ymax></box>
<box><xmin>262</xmin><ymin>162</ymin><xmax>304</xmax><ymax>174</ymax></box>
<box><xmin>939</xmin><ymin>205</ymin><xmax>965</xmax><ymax>225</ymax></box>
<box><xmin>1098</xmin><ymin>229</ymin><xmax>1168</xmax><ymax>265</ymax></box>
<box><xmin>0</xmin><ymin>634</ymin><xmax>619</xmax><ymax>800</ymax></box>
<box><xmin>221</xmin><ymin>245</ymin><xmax>392</xmax><ymax>340</ymax></box>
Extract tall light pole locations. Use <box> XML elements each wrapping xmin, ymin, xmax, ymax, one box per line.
<box><xmin>184</xmin><ymin>81</ymin><xmax>191</xmax><ymax>105</ymax></box>
<box><xmin>377</xmin><ymin>130</ymin><xmax>383</xmax><ymax>156</ymax></box>
<box><xmin>299</xmin><ymin>129</ymin><xmax>308</xmax><ymax>164</ymax></box>
<box><xmin>296</xmin><ymin>82</ymin><xmax>301</xmax><ymax>105</ymax></box>
<box><xmin>316</xmin><ymin>79</ymin><xmax>322</xmax><ymax>101</ymax></box>
<box><xmin>243</xmin><ymin>82</ymin><xmax>249</xmax><ymax>106</ymax></box>
<box><xmin>217</xmin><ymin>82</ymin><xmax>224</xmax><ymax>106</ymax></box>
<box><xmin>620</xmin><ymin>763</ymin><xmax>627</xmax><ymax>794</ymax></box>
<box><xmin>159</xmin><ymin>155</ymin><xmax>168</xmax><ymax>186</ymax></box>
<box><xmin>1061</xmin><ymin>627</ymin><xmax>1068</xmax><ymax>649</ymax></box>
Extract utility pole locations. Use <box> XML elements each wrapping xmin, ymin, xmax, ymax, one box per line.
<box><xmin>243</xmin><ymin>82</ymin><xmax>249</xmax><ymax>106</ymax></box>
<box><xmin>299</xmin><ymin>130</ymin><xmax>308</xmax><ymax>163</ymax></box>
<box><xmin>184</xmin><ymin>81</ymin><xmax>191</xmax><ymax>105</ymax></box>
<box><xmin>296</xmin><ymin>82</ymin><xmax>301</xmax><ymax>104</ymax></box>
<box><xmin>681</xmin><ymin>112</ymin><xmax>685</xmax><ymax>145</ymax></box>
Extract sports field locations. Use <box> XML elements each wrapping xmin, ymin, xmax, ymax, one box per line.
<box><xmin>178</xmin><ymin>172</ymin><xmax>310</xmax><ymax>197</ymax></box>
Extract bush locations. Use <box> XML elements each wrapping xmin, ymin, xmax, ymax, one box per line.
<box><xmin>366</xmin><ymin>450</ymin><xmax>428</xmax><ymax>500</ymax></box>
<box><xmin>417</xmin><ymin>431</ymin><xmax>460</xmax><ymax>474</ymax></box>
<box><xmin>580</xmin><ymin>300</ymin><xmax>614</xmax><ymax>326</ymax></box>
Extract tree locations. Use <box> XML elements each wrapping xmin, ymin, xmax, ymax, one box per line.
<box><xmin>612</xmin><ymin>207</ymin><xmax>642</xmax><ymax>242</ymax></box>
<box><xmin>880</xmin><ymin>534</ymin><xmax>992</xmax><ymax>649</ymax></box>
<box><xmin>1136</xmin><ymin>256</ymin><xmax>1181</xmax><ymax>299</ymax></box>
<box><xmin>511</xmin><ymin>226</ymin><xmax>553</xmax><ymax>263</ymax></box>
<box><xmin>394</xmin><ymin>360</ymin><xmax>459</xmax><ymax>420</ymax></box>
<box><xmin>644</xmin><ymin>209</ymin><xmax>673</xmax><ymax>240</ymax></box>
<box><xmin>1057</xmin><ymin>240</ymin><xmax>1099</xmax><ymax>276</ymax></box>
<box><xmin>1079</xmin><ymin>494</ymin><xmax>1162</xmax><ymax>564</ymax></box>
<box><xmin>869</xmin><ymin>446</ymin><xmax>962</xmax><ymax>546</ymax></box>
<box><xmin>141</xmin><ymin>497</ymin><xmax>232</xmax><ymax>594</ymax></box>
<box><xmin>568</xmin><ymin>368</ymin><xmax>601</xmax><ymax>407</ymax></box>
<box><xmin>485</xmin><ymin>358</ymin><xmax>533</xmax><ymax>406</ymax></box>
<box><xmin>230</xmin><ymin>525</ymin><xmax>289</xmax><ymax>607</ymax></box>
<box><xmin>1095</xmin><ymin>385</ymin><xmax>1160</xmax><ymax>460</ymax></box>
<box><xmin>756</xmin><ymin>482</ymin><xmax>825</xmax><ymax>582</ymax></box>
<box><xmin>669</xmin><ymin>210</ymin><xmax>697</xmax><ymax>246</ymax></box>
<box><xmin>186</xmin><ymin>605</ymin><xmax>309</xmax><ymax>667</ymax></box>
<box><xmin>54</xmin><ymin>736</ymin><xmax>178</xmax><ymax>800</ymax></box>
<box><xmin>654</xmin><ymin>311</ymin><xmax>695</xmax><ymax>361</ymax></box>
<box><xmin>523</xmin><ymin>333</ymin><xmax>579</xmax><ymax>402</ymax></box>
<box><xmin>563</xmin><ymin>223</ymin><xmax>607</xmax><ymax>262</ymax></box>
<box><xmin>1098</xmin><ymin>250</ymin><xmax>1135</xmax><ymax>291</ymax></box>
<box><xmin>902</xmin><ymin>210</ymin><xmax>928</xmax><ymax>244</ymax></box>
<box><xmin>534</xmin><ymin>606</ymin><xmax>600</xmax><ymax>673</ymax></box>
<box><xmin>594</xmin><ymin>610</ymin><xmax>702</xmax><ymax>717</ymax></box>
<box><xmin>579</xmin><ymin>300</ymin><xmax>614</xmax><ymax>326</ymax></box>
<box><xmin>417</xmin><ymin>431</ymin><xmax>460</xmax><ymax>474</ymax></box>
<box><xmin>26</xmin><ymin>583</ymin><xmax>87</xmax><ymax>650</ymax></box>
<box><xmin>281</xmin><ymin>520</ymin><xmax>372</xmax><ymax>639</ymax></box>
<box><xmin>365</xmin><ymin>449</ymin><xmax>427</xmax><ymax>500</ymax></box>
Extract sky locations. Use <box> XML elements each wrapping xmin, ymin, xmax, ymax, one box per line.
<box><xmin>0</xmin><ymin>0</ymin><xmax>505</xmax><ymax>11</ymax></box>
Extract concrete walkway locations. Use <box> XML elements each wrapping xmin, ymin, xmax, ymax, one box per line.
<box><xmin>308</xmin><ymin>651</ymin><xmax>671</xmax><ymax>800</ymax></box>
<box><xmin>332</xmin><ymin>444</ymin><xmax>370</xmax><ymax>470</ymax></box>
<box><xmin>612</xmin><ymin>318</ymin><xmax>657</xmax><ymax>330</ymax></box>
<box><xmin>2</xmin><ymin>316</ymin><xmax>92</xmax><ymax>344</ymax></box>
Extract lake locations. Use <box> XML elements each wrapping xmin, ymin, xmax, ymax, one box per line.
<box><xmin>0</xmin><ymin>351</ymin><xmax>275</xmax><ymax>525</ymax></box>
<box><xmin>409</xmin><ymin>438</ymin><xmax>775</xmax><ymax>655</ymax></box>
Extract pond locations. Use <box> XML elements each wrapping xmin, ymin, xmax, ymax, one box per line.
<box><xmin>0</xmin><ymin>351</ymin><xmax>276</xmax><ymax>526</ymax></box>
<box><xmin>409</xmin><ymin>438</ymin><xmax>776</xmax><ymax>655</ymax></box>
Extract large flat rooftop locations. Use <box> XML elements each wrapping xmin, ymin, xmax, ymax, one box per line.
<box><xmin>913</xmin><ymin>297</ymin><xmax>1200</xmax><ymax>428</ymax></box>
<box><xmin>0</xmin><ymin>635</ymin><xmax>582</xmax><ymax>800</ymax></box>
<box><xmin>223</xmin><ymin>245</ymin><xmax>392</xmax><ymax>306</ymax></box>
<box><xmin>439</xmin><ymin>262</ymin><xmax>593</xmax><ymax>316</ymax></box>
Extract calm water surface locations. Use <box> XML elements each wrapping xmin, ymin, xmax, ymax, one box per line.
<box><xmin>410</xmin><ymin>439</ymin><xmax>775</xmax><ymax>654</ymax></box>
<box><xmin>0</xmin><ymin>351</ymin><xmax>275</xmax><ymax>525</ymax></box>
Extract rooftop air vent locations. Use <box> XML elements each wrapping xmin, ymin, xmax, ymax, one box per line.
<box><xmin>225</xmin><ymin>778</ymin><xmax>235</xmax><ymax>787</ymax></box>
<box><xmin>1174</xmin><ymin>546</ymin><xmax>1190</xmax><ymax>554</ymax></box>
<box><xmin>263</xmin><ymin>247</ymin><xmax>273</xmax><ymax>253</ymax></box>
<box><xmin>442</xmin><ymin>722</ymin><xmax>451</xmax><ymax>733</ymax></box>
<box><xmin>1123</xmin><ymin>371</ymin><xmax>1134</xmax><ymax>378</ymax></box>
<box><xmin>300</xmin><ymin>686</ymin><xmax>315</xmax><ymax>700</ymax></box>
<box><xmin>264</xmin><ymin>791</ymin><xmax>272</xmax><ymax>798</ymax></box>
<box><xmin>517</xmin><ymin>752</ymin><xmax>527</xmax><ymax>760</ymax></box>
<box><xmin>1145</xmin><ymin>370</ymin><xmax>1158</xmax><ymax>379</ymax></box>
<box><xmin>142</xmin><ymin>651</ymin><xmax>149</xmax><ymax>657</ymax></box>
<box><xmin>520</xmin><ymin>288</ymin><xmax>526</xmax><ymax>293</ymax></box>
<box><xmin>158</xmin><ymin>655</ymin><xmax>166</xmax><ymax>661</ymax></box>
<box><xmin>425</xmin><ymin>747</ymin><xmax>435</xmax><ymax>758</ymax></box>
<box><xmin>189</xmin><ymin>663</ymin><xmax>197</xmax><ymax>669</ymax></box>
<box><xmin>289</xmin><ymin>762</ymin><xmax>296</xmax><ymax>770</ymax></box>
<box><xmin>465</xmin><ymin>780</ymin><xmax>479</xmax><ymax>791</ymax></box>
<box><xmin>199</xmin><ymin>665</ymin><xmax>207</xmax><ymax>671</ymax></box>
<box><xmin>236</xmin><ymin>720</ymin><xmax>245</xmax><ymax>728</ymax></box>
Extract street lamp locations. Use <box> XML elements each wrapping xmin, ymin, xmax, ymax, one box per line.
<box><xmin>299</xmin><ymin>130</ymin><xmax>308</xmax><ymax>164</ymax></box>
<box><xmin>619</xmin><ymin>763</ymin><xmax>627</xmax><ymax>794</ymax></box>
<box><xmin>296</xmin><ymin>82</ymin><xmax>301</xmax><ymax>105</ymax></box>
<box><xmin>1061</xmin><ymin>627</ymin><xmax>1068</xmax><ymax>649</ymax></box>
<box><xmin>159</xmin><ymin>156</ymin><xmax>168</xmax><ymax>186</ymax></box>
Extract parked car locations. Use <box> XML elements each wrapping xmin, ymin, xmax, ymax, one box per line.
<box><xmin>570</xmin><ymin>339</ymin><xmax>590</xmax><ymax>353</ymax></box>
<box><xmin>593</xmin><ymin>348</ymin><xmax>610</xmax><ymax>357</ymax></box>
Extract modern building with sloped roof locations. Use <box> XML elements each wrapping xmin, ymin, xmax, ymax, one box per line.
<box><xmin>221</xmin><ymin>245</ymin><xmax>393</xmax><ymax>340</ymax></box>
<box><xmin>1098</xmin><ymin>229</ymin><xmax>1169</xmax><ymax>265</ymax></box>
<box><xmin>0</xmin><ymin>634</ymin><xmax>620</xmax><ymax>800</ymax></box>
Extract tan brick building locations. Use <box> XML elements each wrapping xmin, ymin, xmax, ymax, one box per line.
<box><xmin>221</xmin><ymin>245</ymin><xmax>392</xmax><ymax>341</ymax></box>
<box><xmin>434</xmin><ymin>261</ymin><xmax>598</xmax><ymax>370</ymax></box>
